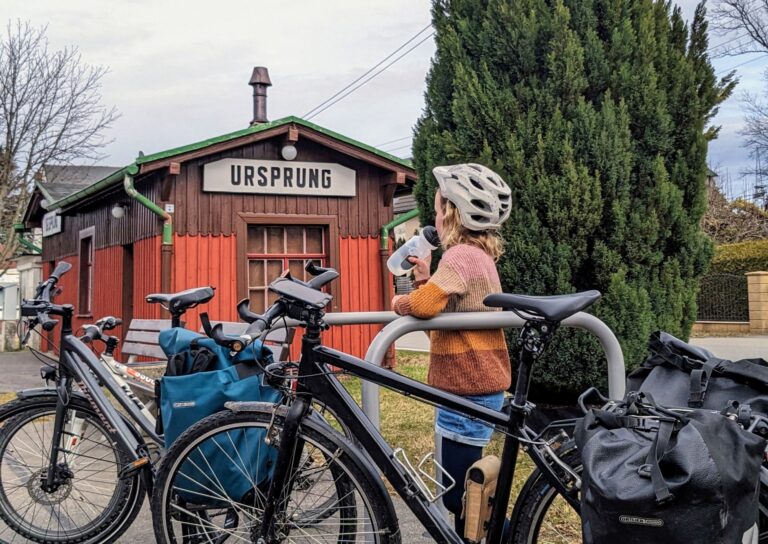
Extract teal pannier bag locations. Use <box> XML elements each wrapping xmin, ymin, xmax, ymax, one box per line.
<box><xmin>158</xmin><ymin>328</ymin><xmax>284</xmax><ymax>504</ymax></box>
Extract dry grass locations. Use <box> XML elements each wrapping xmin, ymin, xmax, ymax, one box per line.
<box><xmin>0</xmin><ymin>393</ymin><xmax>15</xmax><ymax>405</ymax></box>
<box><xmin>342</xmin><ymin>351</ymin><xmax>580</xmax><ymax>542</ymax></box>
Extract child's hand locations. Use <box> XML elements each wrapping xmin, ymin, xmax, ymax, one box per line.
<box><xmin>391</xmin><ymin>295</ymin><xmax>406</xmax><ymax>315</ymax></box>
<box><xmin>408</xmin><ymin>255</ymin><xmax>431</xmax><ymax>282</ymax></box>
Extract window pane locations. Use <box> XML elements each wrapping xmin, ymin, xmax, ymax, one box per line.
<box><xmin>266</xmin><ymin>260</ymin><xmax>283</xmax><ymax>283</ymax></box>
<box><xmin>248</xmin><ymin>261</ymin><xmax>265</xmax><ymax>288</ymax></box>
<box><xmin>286</xmin><ymin>227</ymin><xmax>304</xmax><ymax>253</ymax></box>
<box><xmin>289</xmin><ymin>260</ymin><xmax>305</xmax><ymax>281</ymax></box>
<box><xmin>306</xmin><ymin>228</ymin><xmax>323</xmax><ymax>254</ymax></box>
<box><xmin>267</xmin><ymin>227</ymin><xmax>284</xmax><ymax>254</ymax></box>
<box><xmin>249</xmin><ymin>289</ymin><xmax>266</xmax><ymax>313</ymax></box>
<box><xmin>247</xmin><ymin>226</ymin><xmax>265</xmax><ymax>253</ymax></box>
<box><xmin>267</xmin><ymin>289</ymin><xmax>279</xmax><ymax>306</ymax></box>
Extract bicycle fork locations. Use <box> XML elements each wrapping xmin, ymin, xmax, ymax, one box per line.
<box><xmin>257</xmin><ymin>396</ymin><xmax>311</xmax><ymax>543</ymax></box>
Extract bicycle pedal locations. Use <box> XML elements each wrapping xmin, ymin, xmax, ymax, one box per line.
<box><xmin>392</xmin><ymin>448</ymin><xmax>454</xmax><ymax>503</ymax></box>
<box><xmin>119</xmin><ymin>456</ymin><xmax>150</xmax><ymax>479</ymax></box>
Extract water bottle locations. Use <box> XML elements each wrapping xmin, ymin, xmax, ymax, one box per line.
<box><xmin>387</xmin><ymin>226</ymin><xmax>440</xmax><ymax>276</ymax></box>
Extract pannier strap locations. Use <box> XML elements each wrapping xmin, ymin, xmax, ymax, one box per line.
<box><xmin>644</xmin><ymin>419</ymin><xmax>675</xmax><ymax>504</ymax></box>
<box><xmin>688</xmin><ymin>359</ymin><xmax>719</xmax><ymax>408</ymax></box>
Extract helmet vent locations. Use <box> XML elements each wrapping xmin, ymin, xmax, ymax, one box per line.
<box><xmin>470</xmin><ymin>198</ymin><xmax>491</xmax><ymax>211</ymax></box>
<box><xmin>468</xmin><ymin>176</ymin><xmax>484</xmax><ymax>190</ymax></box>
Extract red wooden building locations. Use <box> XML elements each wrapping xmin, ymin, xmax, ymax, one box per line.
<box><xmin>23</xmin><ymin>68</ymin><xmax>416</xmax><ymax>359</ymax></box>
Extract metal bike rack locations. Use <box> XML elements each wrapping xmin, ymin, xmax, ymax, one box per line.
<box><xmin>273</xmin><ymin>310</ymin><xmax>626</xmax><ymax>428</ymax></box>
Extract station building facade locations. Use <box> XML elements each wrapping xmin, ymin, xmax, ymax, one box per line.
<box><xmin>23</xmin><ymin>70</ymin><xmax>416</xmax><ymax>358</ymax></box>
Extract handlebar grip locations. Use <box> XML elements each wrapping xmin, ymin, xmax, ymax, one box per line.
<box><xmin>96</xmin><ymin>316</ymin><xmax>122</xmax><ymax>331</ymax></box>
<box><xmin>241</xmin><ymin>301</ymin><xmax>285</xmax><ymax>343</ymax></box>
<box><xmin>38</xmin><ymin>312</ymin><xmax>58</xmax><ymax>332</ymax></box>
<box><xmin>80</xmin><ymin>325</ymin><xmax>101</xmax><ymax>344</ymax></box>
<box><xmin>237</xmin><ymin>299</ymin><xmax>262</xmax><ymax>324</ymax></box>
<box><xmin>50</xmin><ymin>261</ymin><xmax>72</xmax><ymax>282</ymax></box>
<box><xmin>305</xmin><ymin>261</ymin><xmax>331</xmax><ymax>277</ymax></box>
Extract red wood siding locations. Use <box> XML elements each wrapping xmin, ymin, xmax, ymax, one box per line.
<box><xmin>171</xmin><ymin>234</ymin><xmax>386</xmax><ymax>360</ymax></box>
<box><xmin>43</xmin><ymin>234</ymin><xmax>387</xmax><ymax>362</ymax></box>
<box><xmin>41</xmin><ymin>236</ymin><xmax>162</xmax><ymax>359</ymax></box>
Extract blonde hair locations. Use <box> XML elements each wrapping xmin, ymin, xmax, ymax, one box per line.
<box><xmin>440</xmin><ymin>197</ymin><xmax>504</xmax><ymax>261</ymax></box>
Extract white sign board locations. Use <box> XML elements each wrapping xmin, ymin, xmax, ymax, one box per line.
<box><xmin>42</xmin><ymin>211</ymin><xmax>62</xmax><ymax>237</ymax></box>
<box><xmin>203</xmin><ymin>159</ymin><xmax>356</xmax><ymax>197</ymax></box>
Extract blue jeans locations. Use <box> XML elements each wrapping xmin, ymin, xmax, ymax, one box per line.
<box><xmin>435</xmin><ymin>392</ymin><xmax>504</xmax><ymax>447</ymax></box>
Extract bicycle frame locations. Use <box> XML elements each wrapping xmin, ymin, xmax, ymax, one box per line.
<box><xmin>261</xmin><ymin>319</ymin><xmax>579</xmax><ymax>544</ymax></box>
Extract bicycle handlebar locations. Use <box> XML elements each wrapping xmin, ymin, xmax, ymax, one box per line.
<box><xmin>22</xmin><ymin>261</ymin><xmax>74</xmax><ymax>333</ymax></box>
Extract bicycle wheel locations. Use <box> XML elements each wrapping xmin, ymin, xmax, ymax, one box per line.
<box><xmin>152</xmin><ymin>404</ymin><xmax>400</xmax><ymax>543</ymax></box>
<box><xmin>0</xmin><ymin>395</ymin><xmax>145</xmax><ymax>544</ymax></box>
<box><xmin>510</xmin><ymin>449</ymin><xmax>582</xmax><ymax>544</ymax></box>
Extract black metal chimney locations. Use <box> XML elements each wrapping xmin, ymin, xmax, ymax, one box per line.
<box><xmin>249</xmin><ymin>67</ymin><xmax>272</xmax><ymax>125</ymax></box>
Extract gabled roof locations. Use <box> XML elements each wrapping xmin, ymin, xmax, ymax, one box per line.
<box><xmin>44</xmin><ymin>116</ymin><xmax>416</xmax><ymax>211</ymax></box>
<box><xmin>38</xmin><ymin>165</ymin><xmax>122</xmax><ymax>202</ymax></box>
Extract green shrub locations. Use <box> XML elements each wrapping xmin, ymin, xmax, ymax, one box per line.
<box><xmin>710</xmin><ymin>240</ymin><xmax>768</xmax><ymax>275</ymax></box>
<box><xmin>412</xmin><ymin>0</ymin><xmax>733</xmax><ymax>402</ymax></box>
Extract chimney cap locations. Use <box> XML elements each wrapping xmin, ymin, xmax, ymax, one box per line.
<box><xmin>249</xmin><ymin>67</ymin><xmax>272</xmax><ymax>87</ymax></box>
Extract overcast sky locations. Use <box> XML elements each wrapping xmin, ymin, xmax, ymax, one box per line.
<box><xmin>5</xmin><ymin>0</ymin><xmax>767</xmax><ymax>197</ymax></box>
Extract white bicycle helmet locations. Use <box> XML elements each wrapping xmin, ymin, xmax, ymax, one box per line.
<box><xmin>432</xmin><ymin>163</ymin><xmax>512</xmax><ymax>231</ymax></box>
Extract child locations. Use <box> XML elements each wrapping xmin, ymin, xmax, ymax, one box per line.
<box><xmin>391</xmin><ymin>163</ymin><xmax>512</xmax><ymax>539</ymax></box>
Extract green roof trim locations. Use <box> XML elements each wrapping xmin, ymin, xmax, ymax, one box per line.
<box><xmin>46</xmin><ymin>116</ymin><xmax>414</xmax><ymax>210</ymax></box>
<box><xmin>135</xmin><ymin>116</ymin><xmax>414</xmax><ymax>170</ymax></box>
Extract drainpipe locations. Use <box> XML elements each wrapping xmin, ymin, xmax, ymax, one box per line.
<box><xmin>378</xmin><ymin>208</ymin><xmax>420</xmax><ymax>368</ymax></box>
<box><xmin>13</xmin><ymin>224</ymin><xmax>41</xmax><ymax>254</ymax></box>
<box><xmin>123</xmin><ymin>166</ymin><xmax>173</xmax><ymax>293</ymax></box>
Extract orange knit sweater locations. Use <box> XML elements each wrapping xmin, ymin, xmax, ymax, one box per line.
<box><xmin>393</xmin><ymin>244</ymin><xmax>511</xmax><ymax>395</ymax></box>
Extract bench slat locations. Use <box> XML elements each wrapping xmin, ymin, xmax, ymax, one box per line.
<box><xmin>201</xmin><ymin>322</ymin><xmax>290</xmax><ymax>344</ymax></box>
<box><xmin>128</xmin><ymin>319</ymin><xmax>177</xmax><ymax>332</ymax></box>
<box><xmin>125</xmin><ymin>330</ymin><xmax>161</xmax><ymax>344</ymax></box>
<box><xmin>122</xmin><ymin>342</ymin><xmax>167</xmax><ymax>360</ymax></box>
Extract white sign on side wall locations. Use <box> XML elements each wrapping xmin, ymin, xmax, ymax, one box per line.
<box><xmin>203</xmin><ymin>159</ymin><xmax>357</xmax><ymax>197</ymax></box>
<box><xmin>42</xmin><ymin>211</ymin><xmax>62</xmax><ymax>237</ymax></box>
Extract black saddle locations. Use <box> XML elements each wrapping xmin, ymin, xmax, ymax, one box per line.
<box><xmin>484</xmin><ymin>290</ymin><xmax>601</xmax><ymax>322</ymax></box>
<box><xmin>146</xmin><ymin>286</ymin><xmax>215</xmax><ymax>314</ymax></box>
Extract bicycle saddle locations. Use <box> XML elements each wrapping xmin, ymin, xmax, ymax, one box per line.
<box><xmin>484</xmin><ymin>290</ymin><xmax>601</xmax><ymax>322</ymax></box>
<box><xmin>146</xmin><ymin>286</ymin><xmax>215</xmax><ymax>313</ymax></box>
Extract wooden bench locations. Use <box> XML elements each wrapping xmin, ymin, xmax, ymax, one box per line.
<box><xmin>122</xmin><ymin>318</ymin><xmax>295</xmax><ymax>367</ymax></box>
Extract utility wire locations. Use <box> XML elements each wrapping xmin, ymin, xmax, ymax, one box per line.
<box><xmin>305</xmin><ymin>30</ymin><xmax>435</xmax><ymax>121</ymax></box>
<box><xmin>303</xmin><ymin>23</ymin><xmax>433</xmax><ymax>119</ymax></box>
<box><xmin>716</xmin><ymin>53</ymin><xmax>767</xmax><ymax>75</ymax></box>
<box><xmin>376</xmin><ymin>135</ymin><xmax>412</xmax><ymax>147</ymax></box>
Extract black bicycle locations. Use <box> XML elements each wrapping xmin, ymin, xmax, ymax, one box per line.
<box><xmin>151</xmin><ymin>266</ymin><xmax>607</xmax><ymax>543</ymax></box>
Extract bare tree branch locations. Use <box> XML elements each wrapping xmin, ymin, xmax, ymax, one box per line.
<box><xmin>711</xmin><ymin>0</ymin><xmax>768</xmax><ymax>55</ymax></box>
<box><xmin>0</xmin><ymin>20</ymin><xmax>118</xmax><ymax>269</ymax></box>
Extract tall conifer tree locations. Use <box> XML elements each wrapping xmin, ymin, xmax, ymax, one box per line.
<box><xmin>413</xmin><ymin>0</ymin><xmax>735</xmax><ymax>399</ymax></box>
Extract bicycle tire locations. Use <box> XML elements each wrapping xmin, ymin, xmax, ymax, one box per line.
<box><xmin>510</xmin><ymin>448</ymin><xmax>768</xmax><ymax>544</ymax></box>
<box><xmin>0</xmin><ymin>395</ymin><xmax>145</xmax><ymax>544</ymax></box>
<box><xmin>152</xmin><ymin>403</ymin><xmax>400</xmax><ymax>543</ymax></box>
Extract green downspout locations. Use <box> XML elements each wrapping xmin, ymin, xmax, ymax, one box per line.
<box><xmin>123</xmin><ymin>165</ymin><xmax>173</xmax><ymax>292</ymax></box>
<box><xmin>380</xmin><ymin>208</ymin><xmax>420</xmax><ymax>250</ymax></box>
<box><xmin>13</xmin><ymin>224</ymin><xmax>41</xmax><ymax>254</ymax></box>
<box><xmin>378</xmin><ymin>207</ymin><xmax>420</xmax><ymax>369</ymax></box>
<box><xmin>123</xmin><ymin>166</ymin><xmax>173</xmax><ymax>245</ymax></box>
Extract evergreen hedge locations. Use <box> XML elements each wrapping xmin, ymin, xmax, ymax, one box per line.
<box><xmin>412</xmin><ymin>0</ymin><xmax>734</xmax><ymax>401</ymax></box>
<box><xmin>710</xmin><ymin>240</ymin><xmax>768</xmax><ymax>275</ymax></box>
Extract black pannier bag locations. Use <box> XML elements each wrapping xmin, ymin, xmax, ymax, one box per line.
<box><xmin>575</xmin><ymin>393</ymin><xmax>764</xmax><ymax>544</ymax></box>
<box><xmin>628</xmin><ymin>331</ymin><xmax>768</xmax><ymax>418</ymax></box>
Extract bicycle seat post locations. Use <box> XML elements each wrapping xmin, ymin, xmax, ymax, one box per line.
<box><xmin>488</xmin><ymin>317</ymin><xmax>558</xmax><ymax>543</ymax></box>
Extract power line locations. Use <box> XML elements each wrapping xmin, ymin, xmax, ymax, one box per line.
<box><xmin>376</xmin><ymin>135</ymin><xmax>412</xmax><ymax>147</ymax></box>
<box><xmin>303</xmin><ymin>23</ymin><xmax>432</xmax><ymax>119</ymax></box>
<box><xmin>305</xmin><ymin>30</ymin><xmax>435</xmax><ymax>121</ymax></box>
<box><xmin>384</xmin><ymin>142</ymin><xmax>413</xmax><ymax>153</ymax></box>
<box><xmin>716</xmin><ymin>53</ymin><xmax>768</xmax><ymax>75</ymax></box>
